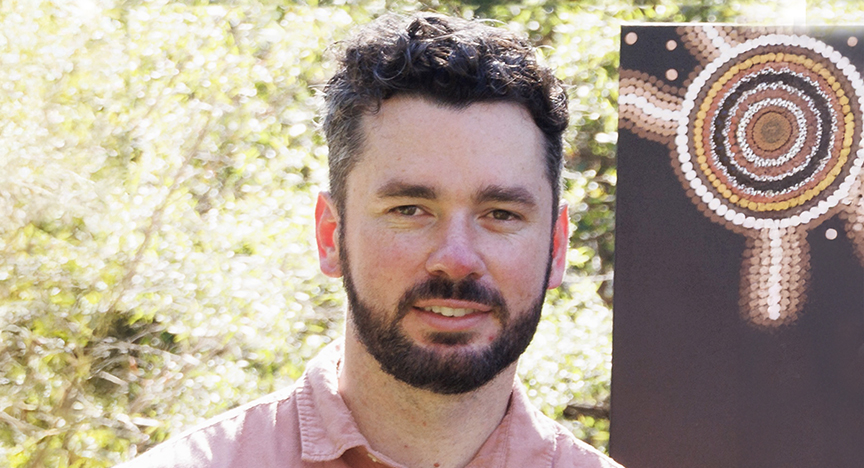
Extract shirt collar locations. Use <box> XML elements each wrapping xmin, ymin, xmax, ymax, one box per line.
<box><xmin>295</xmin><ymin>340</ymin><xmax>379</xmax><ymax>463</ymax></box>
<box><xmin>295</xmin><ymin>340</ymin><xmax>559</xmax><ymax>468</ymax></box>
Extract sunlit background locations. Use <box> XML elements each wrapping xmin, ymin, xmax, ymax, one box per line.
<box><xmin>1</xmin><ymin>1</ymin><xmax>861</xmax><ymax>466</ymax></box>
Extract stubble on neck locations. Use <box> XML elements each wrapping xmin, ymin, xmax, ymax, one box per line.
<box><xmin>338</xmin><ymin>328</ymin><xmax>518</xmax><ymax>468</ymax></box>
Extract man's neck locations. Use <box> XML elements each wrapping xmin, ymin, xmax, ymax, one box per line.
<box><xmin>338</xmin><ymin>335</ymin><xmax>517</xmax><ymax>468</ymax></box>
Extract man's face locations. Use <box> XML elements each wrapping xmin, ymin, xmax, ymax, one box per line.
<box><xmin>317</xmin><ymin>96</ymin><xmax>568</xmax><ymax>394</ymax></box>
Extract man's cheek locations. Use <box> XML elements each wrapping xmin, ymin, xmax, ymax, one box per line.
<box><xmin>350</xmin><ymin>235</ymin><xmax>419</xmax><ymax>286</ymax></box>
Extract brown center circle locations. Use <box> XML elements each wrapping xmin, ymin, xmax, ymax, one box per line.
<box><xmin>751</xmin><ymin>111</ymin><xmax>793</xmax><ymax>152</ymax></box>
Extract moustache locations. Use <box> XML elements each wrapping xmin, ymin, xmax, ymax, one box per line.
<box><xmin>395</xmin><ymin>277</ymin><xmax>507</xmax><ymax>320</ymax></box>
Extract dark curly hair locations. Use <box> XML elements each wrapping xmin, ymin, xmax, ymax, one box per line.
<box><xmin>323</xmin><ymin>12</ymin><xmax>569</xmax><ymax>213</ymax></box>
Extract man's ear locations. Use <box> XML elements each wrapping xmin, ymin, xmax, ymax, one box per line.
<box><xmin>315</xmin><ymin>192</ymin><xmax>343</xmax><ymax>278</ymax></box>
<box><xmin>546</xmin><ymin>204</ymin><xmax>569</xmax><ymax>290</ymax></box>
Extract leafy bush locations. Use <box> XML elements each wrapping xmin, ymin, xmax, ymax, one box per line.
<box><xmin>0</xmin><ymin>1</ymin><xmax>818</xmax><ymax>466</ymax></box>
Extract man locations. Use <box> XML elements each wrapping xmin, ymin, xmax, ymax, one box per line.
<box><xmin>119</xmin><ymin>12</ymin><xmax>623</xmax><ymax>468</ymax></box>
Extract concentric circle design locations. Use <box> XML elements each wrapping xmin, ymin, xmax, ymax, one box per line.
<box><xmin>677</xmin><ymin>35</ymin><xmax>864</xmax><ymax>229</ymax></box>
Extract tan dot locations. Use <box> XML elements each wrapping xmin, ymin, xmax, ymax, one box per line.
<box><xmin>849</xmin><ymin>36</ymin><xmax>858</xmax><ymax>47</ymax></box>
<box><xmin>753</xmin><ymin>111</ymin><xmax>792</xmax><ymax>151</ymax></box>
<box><xmin>625</xmin><ymin>31</ymin><xmax>638</xmax><ymax>45</ymax></box>
<box><xmin>666</xmin><ymin>40</ymin><xmax>677</xmax><ymax>51</ymax></box>
<box><xmin>665</xmin><ymin>68</ymin><xmax>679</xmax><ymax>81</ymax></box>
<box><xmin>825</xmin><ymin>228</ymin><xmax>838</xmax><ymax>240</ymax></box>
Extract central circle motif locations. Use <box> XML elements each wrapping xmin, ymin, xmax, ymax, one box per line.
<box><xmin>752</xmin><ymin>111</ymin><xmax>792</xmax><ymax>151</ymax></box>
<box><xmin>676</xmin><ymin>35</ymin><xmax>864</xmax><ymax>228</ymax></box>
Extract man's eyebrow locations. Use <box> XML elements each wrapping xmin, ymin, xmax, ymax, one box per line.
<box><xmin>474</xmin><ymin>185</ymin><xmax>538</xmax><ymax>207</ymax></box>
<box><xmin>375</xmin><ymin>181</ymin><xmax>437</xmax><ymax>200</ymax></box>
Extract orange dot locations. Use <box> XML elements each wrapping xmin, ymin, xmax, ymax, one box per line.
<box><xmin>665</xmin><ymin>68</ymin><xmax>679</xmax><ymax>81</ymax></box>
<box><xmin>849</xmin><ymin>36</ymin><xmax>858</xmax><ymax>47</ymax></box>
<box><xmin>625</xmin><ymin>32</ymin><xmax>638</xmax><ymax>45</ymax></box>
<box><xmin>666</xmin><ymin>40</ymin><xmax>677</xmax><ymax>51</ymax></box>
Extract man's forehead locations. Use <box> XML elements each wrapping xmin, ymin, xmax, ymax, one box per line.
<box><xmin>360</xmin><ymin>94</ymin><xmax>540</xmax><ymax>138</ymax></box>
<box><xmin>357</xmin><ymin>98</ymin><xmax>544</xmax><ymax>165</ymax></box>
<box><xmin>341</xmin><ymin>97</ymin><xmax>551</xmax><ymax>208</ymax></box>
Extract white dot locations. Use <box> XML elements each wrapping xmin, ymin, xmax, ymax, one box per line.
<box><xmin>818</xmin><ymin>200</ymin><xmax>829</xmax><ymax>214</ymax></box>
<box><xmin>836</xmin><ymin>186</ymin><xmax>850</xmax><ymax>200</ymax></box>
<box><xmin>825</xmin><ymin>228</ymin><xmax>838</xmax><ymax>240</ymax></box>
<box><xmin>681</xmin><ymin>100</ymin><xmax>694</xmax><ymax>113</ymax></box>
<box><xmin>768</xmin><ymin>304</ymin><xmax>781</xmax><ymax>320</ymax></box>
<box><xmin>839</xmin><ymin>57</ymin><xmax>850</xmax><ymax>69</ymax></box>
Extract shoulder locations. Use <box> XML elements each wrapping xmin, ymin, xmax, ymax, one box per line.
<box><xmin>115</xmin><ymin>385</ymin><xmax>302</xmax><ymax>468</ymax></box>
<box><xmin>508</xmin><ymin>384</ymin><xmax>624</xmax><ymax>468</ymax></box>
<box><xmin>520</xmin><ymin>399</ymin><xmax>624</xmax><ymax>468</ymax></box>
<box><xmin>550</xmin><ymin>429</ymin><xmax>625</xmax><ymax>468</ymax></box>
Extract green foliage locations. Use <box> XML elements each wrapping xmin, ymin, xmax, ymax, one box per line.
<box><xmin>0</xmin><ymin>0</ymin><xmax>836</xmax><ymax>466</ymax></box>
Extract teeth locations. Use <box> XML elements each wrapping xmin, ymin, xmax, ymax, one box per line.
<box><xmin>423</xmin><ymin>306</ymin><xmax>475</xmax><ymax>318</ymax></box>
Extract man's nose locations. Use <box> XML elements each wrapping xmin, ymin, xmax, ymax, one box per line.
<box><xmin>425</xmin><ymin>215</ymin><xmax>486</xmax><ymax>281</ymax></box>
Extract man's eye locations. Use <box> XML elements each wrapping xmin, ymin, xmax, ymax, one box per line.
<box><xmin>392</xmin><ymin>205</ymin><xmax>422</xmax><ymax>216</ymax></box>
<box><xmin>489</xmin><ymin>209</ymin><xmax>519</xmax><ymax>221</ymax></box>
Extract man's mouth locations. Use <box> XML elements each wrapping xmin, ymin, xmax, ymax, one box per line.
<box><xmin>418</xmin><ymin>306</ymin><xmax>478</xmax><ymax>318</ymax></box>
<box><xmin>407</xmin><ymin>300</ymin><xmax>497</xmax><ymax>334</ymax></box>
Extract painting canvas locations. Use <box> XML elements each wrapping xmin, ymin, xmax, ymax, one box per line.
<box><xmin>612</xmin><ymin>24</ymin><xmax>864</xmax><ymax>468</ymax></box>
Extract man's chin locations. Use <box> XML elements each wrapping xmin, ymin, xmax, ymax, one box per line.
<box><xmin>381</xmin><ymin>347</ymin><xmax>506</xmax><ymax>395</ymax></box>
<box><xmin>421</xmin><ymin>331</ymin><xmax>476</xmax><ymax>347</ymax></box>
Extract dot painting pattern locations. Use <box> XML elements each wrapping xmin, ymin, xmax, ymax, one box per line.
<box><xmin>620</xmin><ymin>26</ymin><xmax>864</xmax><ymax>327</ymax></box>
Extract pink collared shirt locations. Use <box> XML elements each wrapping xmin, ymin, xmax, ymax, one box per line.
<box><xmin>117</xmin><ymin>341</ymin><xmax>623</xmax><ymax>468</ymax></box>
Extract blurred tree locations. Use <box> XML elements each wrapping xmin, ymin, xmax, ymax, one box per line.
<box><xmin>0</xmin><ymin>0</ymin><xmax>843</xmax><ymax>466</ymax></box>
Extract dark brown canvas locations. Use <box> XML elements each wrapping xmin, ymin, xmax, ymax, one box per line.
<box><xmin>612</xmin><ymin>24</ymin><xmax>864</xmax><ymax>468</ymax></box>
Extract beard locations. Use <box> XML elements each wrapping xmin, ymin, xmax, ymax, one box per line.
<box><xmin>341</xmin><ymin>243</ymin><xmax>552</xmax><ymax>395</ymax></box>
